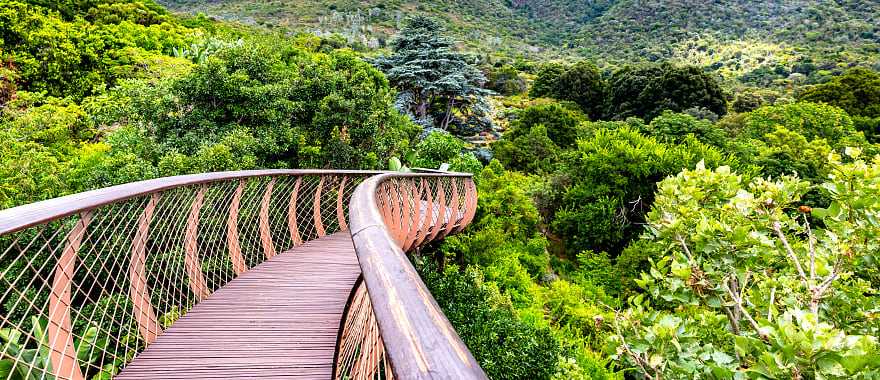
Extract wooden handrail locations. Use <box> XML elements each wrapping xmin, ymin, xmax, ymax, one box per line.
<box><xmin>0</xmin><ymin>169</ymin><xmax>382</xmax><ymax>235</ymax></box>
<box><xmin>347</xmin><ymin>173</ymin><xmax>487</xmax><ymax>380</ymax></box>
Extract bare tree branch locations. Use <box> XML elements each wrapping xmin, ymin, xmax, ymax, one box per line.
<box><xmin>676</xmin><ymin>234</ymin><xmax>695</xmax><ymax>263</ymax></box>
<box><xmin>725</xmin><ymin>278</ymin><xmax>767</xmax><ymax>341</ymax></box>
<box><xmin>772</xmin><ymin>221</ymin><xmax>808</xmax><ymax>287</ymax></box>
<box><xmin>803</xmin><ymin>214</ymin><xmax>816</xmax><ymax>282</ymax></box>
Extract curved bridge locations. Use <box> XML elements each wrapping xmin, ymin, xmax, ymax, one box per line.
<box><xmin>0</xmin><ymin>170</ymin><xmax>486</xmax><ymax>380</ymax></box>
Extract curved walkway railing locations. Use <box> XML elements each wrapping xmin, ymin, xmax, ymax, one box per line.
<box><xmin>0</xmin><ymin>169</ymin><xmax>483</xmax><ymax>380</ymax></box>
<box><xmin>338</xmin><ymin>173</ymin><xmax>485</xmax><ymax>380</ymax></box>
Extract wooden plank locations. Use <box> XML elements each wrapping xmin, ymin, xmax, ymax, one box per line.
<box><xmin>116</xmin><ymin>232</ymin><xmax>361</xmax><ymax>379</ymax></box>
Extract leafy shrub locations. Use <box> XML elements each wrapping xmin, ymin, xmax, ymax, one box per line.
<box><xmin>643</xmin><ymin>111</ymin><xmax>727</xmax><ymax>147</ymax></box>
<box><xmin>740</xmin><ymin>102</ymin><xmax>865</xmax><ymax>148</ymax></box>
<box><xmin>530</xmin><ymin>62</ymin><xmax>565</xmax><ymax>99</ymax></box>
<box><xmin>492</xmin><ymin>103</ymin><xmax>587</xmax><ymax>173</ymax></box>
<box><xmin>486</xmin><ymin>64</ymin><xmax>527</xmax><ymax>96</ymax></box>
<box><xmin>417</xmin><ymin>262</ymin><xmax>561</xmax><ymax>380</ymax></box>
<box><xmin>530</xmin><ymin>61</ymin><xmax>607</xmax><ymax>120</ymax></box>
<box><xmin>611</xmin><ymin>153</ymin><xmax>880</xmax><ymax>378</ymax></box>
<box><xmin>411</xmin><ymin>130</ymin><xmax>464</xmax><ymax>169</ymax></box>
<box><xmin>492</xmin><ymin>124</ymin><xmax>561</xmax><ymax>174</ymax></box>
<box><xmin>549</xmin><ymin>127</ymin><xmax>733</xmax><ymax>257</ymax></box>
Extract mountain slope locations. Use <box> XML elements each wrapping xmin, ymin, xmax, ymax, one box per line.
<box><xmin>159</xmin><ymin>0</ymin><xmax>880</xmax><ymax>76</ymax></box>
<box><xmin>578</xmin><ymin>0</ymin><xmax>880</xmax><ymax>77</ymax></box>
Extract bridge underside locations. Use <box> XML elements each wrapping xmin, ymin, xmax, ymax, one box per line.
<box><xmin>116</xmin><ymin>232</ymin><xmax>361</xmax><ymax>379</ymax></box>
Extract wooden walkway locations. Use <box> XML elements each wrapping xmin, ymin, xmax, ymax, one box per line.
<box><xmin>117</xmin><ymin>232</ymin><xmax>361</xmax><ymax>379</ymax></box>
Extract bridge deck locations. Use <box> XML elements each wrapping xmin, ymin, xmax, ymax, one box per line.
<box><xmin>117</xmin><ymin>232</ymin><xmax>361</xmax><ymax>379</ymax></box>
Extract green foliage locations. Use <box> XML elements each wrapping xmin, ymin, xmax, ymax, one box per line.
<box><xmin>529</xmin><ymin>61</ymin><xmax>607</xmax><ymax>120</ymax></box>
<box><xmin>741</xmin><ymin>127</ymin><xmax>832</xmax><ymax>185</ymax></box>
<box><xmin>510</xmin><ymin>103</ymin><xmax>587</xmax><ymax>148</ymax></box>
<box><xmin>0</xmin><ymin>0</ymin><xmax>196</xmax><ymax>100</ymax></box>
<box><xmin>417</xmin><ymin>261</ymin><xmax>561</xmax><ymax>380</ymax></box>
<box><xmin>853</xmin><ymin>116</ymin><xmax>880</xmax><ymax>144</ymax></box>
<box><xmin>0</xmin><ymin>62</ymin><xmax>15</xmax><ymax>106</ymax></box>
<box><xmin>161</xmin><ymin>0</ymin><xmax>879</xmax><ymax>87</ymax></box>
<box><xmin>0</xmin><ymin>1</ymin><xmax>419</xmax><ymax>208</ymax></box>
<box><xmin>799</xmin><ymin>68</ymin><xmax>880</xmax><ymax>118</ymax></box>
<box><xmin>731</xmin><ymin>87</ymin><xmax>781</xmax><ymax>113</ymax></box>
<box><xmin>554</xmin><ymin>61</ymin><xmax>607</xmax><ymax>121</ymax></box>
<box><xmin>118</xmin><ymin>43</ymin><xmax>417</xmax><ymax>171</ymax></box>
<box><xmin>429</xmin><ymin>160</ymin><xmax>622</xmax><ymax>379</ymax></box>
<box><xmin>441</xmin><ymin>161</ymin><xmax>548</xmax><ymax>283</ymax></box>
<box><xmin>530</xmin><ymin>62</ymin><xmax>565</xmax><ymax>99</ymax></box>
<box><xmin>549</xmin><ymin>126</ymin><xmax>733</xmax><ymax>257</ymax></box>
<box><xmin>410</xmin><ymin>131</ymin><xmax>464</xmax><ymax>169</ymax></box>
<box><xmin>607</xmin><ymin>63</ymin><xmax>727</xmax><ymax>122</ymax></box>
<box><xmin>611</xmin><ymin>153</ymin><xmax>880</xmax><ymax>378</ymax></box>
<box><xmin>492</xmin><ymin>103</ymin><xmax>587</xmax><ymax>173</ymax></box>
<box><xmin>493</xmin><ymin>124</ymin><xmax>561</xmax><ymax>174</ymax></box>
<box><xmin>486</xmin><ymin>64</ymin><xmax>527</xmax><ymax>96</ymax></box>
<box><xmin>644</xmin><ymin>111</ymin><xmax>727</xmax><ymax>147</ymax></box>
<box><xmin>0</xmin><ymin>317</ymin><xmax>113</xmax><ymax>380</ymax></box>
<box><xmin>740</xmin><ymin>102</ymin><xmax>865</xmax><ymax>148</ymax></box>
<box><xmin>577</xmin><ymin>1</ymin><xmax>879</xmax><ymax>86</ymax></box>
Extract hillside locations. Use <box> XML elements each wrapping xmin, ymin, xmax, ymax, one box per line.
<box><xmin>160</xmin><ymin>0</ymin><xmax>879</xmax><ymax>86</ymax></box>
<box><xmin>158</xmin><ymin>0</ymin><xmax>602</xmax><ymax>55</ymax></box>
<box><xmin>578</xmin><ymin>0</ymin><xmax>880</xmax><ymax>84</ymax></box>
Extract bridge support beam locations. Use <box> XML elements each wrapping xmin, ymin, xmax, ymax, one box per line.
<box><xmin>184</xmin><ymin>187</ymin><xmax>210</xmax><ymax>301</ymax></box>
<box><xmin>48</xmin><ymin>211</ymin><xmax>92</xmax><ymax>380</ymax></box>
<box><xmin>227</xmin><ymin>180</ymin><xmax>247</xmax><ymax>275</ymax></box>
<box><xmin>130</xmin><ymin>193</ymin><xmax>163</xmax><ymax>345</ymax></box>
<box><xmin>259</xmin><ymin>178</ymin><xmax>277</xmax><ymax>259</ymax></box>
<box><xmin>288</xmin><ymin>177</ymin><xmax>303</xmax><ymax>246</ymax></box>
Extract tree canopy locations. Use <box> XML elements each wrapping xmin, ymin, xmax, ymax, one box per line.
<box><xmin>608</xmin><ymin>63</ymin><xmax>727</xmax><ymax>122</ymax></box>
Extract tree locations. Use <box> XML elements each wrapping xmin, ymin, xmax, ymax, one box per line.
<box><xmin>528</xmin><ymin>61</ymin><xmax>607</xmax><ymax>121</ymax></box>
<box><xmin>608</xmin><ymin>63</ymin><xmax>727</xmax><ymax>122</ymax></box>
<box><xmin>530</xmin><ymin>62</ymin><xmax>565</xmax><ymax>99</ymax></box>
<box><xmin>410</xmin><ymin>130</ymin><xmax>464</xmax><ymax>169</ymax></box>
<box><xmin>417</xmin><ymin>261</ymin><xmax>562</xmax><ymax>380</ymax></box>
<box><xmin>0</xmin><ymin>0</ymin><xmax>195</xmax><ymax>100</ymax></box>
<box><xmin>799</xmin><ymin>68</ymin><xmax>880</xmax><ymax>143</ymax></box>
<box><xmin>644</xmin><ymin>111</ymin><xmax>726</xmax><ymax>147</ymax></box>
<box><xmin>799</xmin><ymin>67</ymin><xmax>880</xmax><ymax>118</ymax></box>
<box><xmin>374</xmin><ymin>16</ymin><xmax>489</xmax><ymax>130</ymax></box>
<box><xmin>553</xmin><ymin>61</ymin><xmax>607</xmax><ymax>120</ymax></box>
<box><xmin>492</xmin><ymin>103</ymin><xmax>587</xmax><ymax>173</ymax></box>
<box><xmin>119</xmin><ymin>44</ymin><xmax>418</xmax><ymax>170</ymax></box>
<box><xmin>740</xmin><ymin>102</ymin><xmax>865</xmax><ymax>149</ymax></box>
<box><xmin>486</xmin><ymin>64</ymin><xmax>527</xmax><ymax>96</ymax></box>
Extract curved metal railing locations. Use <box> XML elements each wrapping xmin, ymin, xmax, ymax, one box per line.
<box><xmin>0</xmin><ymin>170</ymin><xmax>376</xmax><ymax>379</ymax></box>
<box><xmin>337</xmin><ymin>173</ymin><xmax>485</xmax><ymax>380</ymax></box>
<box><xmin>0</xmin><ymin>169</ymin><xmax>483</xmax><ymax>380</ymax></box>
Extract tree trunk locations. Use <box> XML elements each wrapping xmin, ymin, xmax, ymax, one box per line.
<box><xmin>441</xmin><ymin>98</ymin><xmax>455</xmax><ymax>130</ymax></box>
<box><xmin>416</xmin><ymin>98</ymin><xmax>429</xmax><ymax>119</ymax></box>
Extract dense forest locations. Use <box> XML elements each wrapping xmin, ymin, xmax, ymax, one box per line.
<box><xmin>2</xmin><ymin>0</ymin><xmax>880</xmax><ymax>379</ymax></box>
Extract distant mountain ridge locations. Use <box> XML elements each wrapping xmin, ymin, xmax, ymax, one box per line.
<box><xmin>160</xmin><ymin>0</ymin><xmax>879</xmax><ymax>76</ymax></box>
